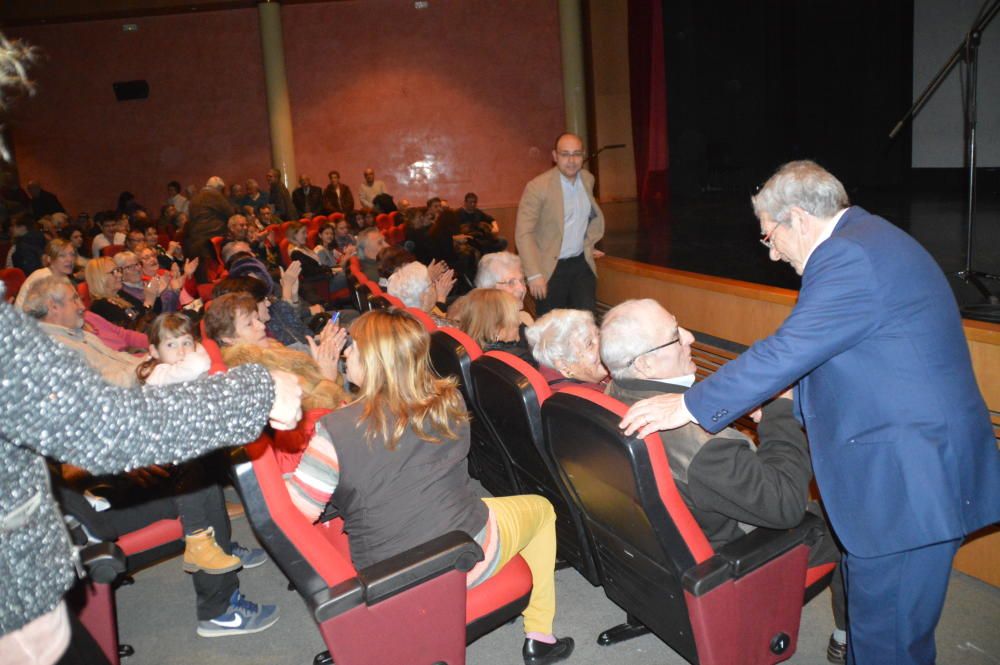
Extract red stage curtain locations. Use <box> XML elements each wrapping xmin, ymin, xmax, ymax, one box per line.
<box><xmin>629</xmin><ymin>0</ymin><xmax>669</xmax><ymax>202</ymax></box>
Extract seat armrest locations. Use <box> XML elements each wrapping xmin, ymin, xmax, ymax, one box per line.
<box><xmin>683</xmin><ymin>514</ymin><xmax>823</xmax><ymax>596</ymax></box>
<box><xmin>360</xmin><ymin>531</ymin><xmax>483</xmax><ymax>605</ymax></box>
<box><xmin>80</xmin><ymin>542</ymin><xmax>127</xmax><ymax>584</ymax></box>
<box><xmin>310</xmin><ymin>531</ymin><xmax>483</xmax><ymax>623</ymax></box>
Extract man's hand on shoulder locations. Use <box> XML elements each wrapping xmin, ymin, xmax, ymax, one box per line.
<box><xmin>620</xmin><ymin>393</ymin><xmax>694</xmax><ymax>438</ymax></box>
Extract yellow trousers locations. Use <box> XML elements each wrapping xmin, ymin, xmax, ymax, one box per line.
<box><xmin>481</xmin><ymin>495</ymin><xmax>558</xmax><ymax>635</ymax></box>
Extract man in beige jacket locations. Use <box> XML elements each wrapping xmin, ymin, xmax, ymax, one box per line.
<box><xmin>515</xmin><ymin>133</ymin><xmax>605</xmax><ymax>316</ymax></box>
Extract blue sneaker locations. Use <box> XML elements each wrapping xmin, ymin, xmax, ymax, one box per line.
<box><xmin>197</xmin><ymin>591</ymin><xmax>278</xmax><ymax>637</ymax></box>
<box><xmin>231</xmin><ymin>542</ymin><xmax>267</xmax><ymax>569</ymax></box>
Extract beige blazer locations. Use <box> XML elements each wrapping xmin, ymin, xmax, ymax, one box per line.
<box><xmin>515</xmin><ymin>167</ymin><xmax>605</xmax><ymax>281</ymax></box>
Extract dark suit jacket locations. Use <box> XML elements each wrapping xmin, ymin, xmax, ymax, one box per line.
<box><xmin>184</xmin><ymin>188</ymin><xmax>234</xmax><ymax>281</ymax></box>
<box><xmin>269</xmin><ymin>182</ymin><xmax>295</xmax><ymax>221</ymax></box>
<box><xmin>323</xmin><ymin>184</ymin><xmax>354</xmax><ymax>214</ymax></box>
<box><xmin>684</xmin><ymin>206</ymin><xmax>1000</xmax><ymax>557</ymax></box>
<box><xmin>30</xmin><ymin>189</ymin><xmax>65</xmax><ymax>219</ymax></box>
<box><xmin>609</xmin><ymin>378</ymin><xmax>815</xmax><ymax>549</ymax></box>
<box><xmin>292</xmin><ymin>186</ymin><xmax>324</xmax><ymax>217</ymax></box>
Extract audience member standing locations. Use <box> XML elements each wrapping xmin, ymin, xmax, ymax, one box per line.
<box><xmin>184</xmin><ymin>176</ymin><xmax>234</xmax><ymax>282</ymax></box>
<box><xmin>166</xmin><ymin>180</ymin><xmax>190</xmax><ymax>216</ymax></box>
<box><xmin>26</xmin><ymin>180</ymin><xmax>65</xmax><ymax>219</ymax></box>
<box><xmin>515</xmin><ymin>133</ymin><xmax>604</xmax><ymax>316</ymax></box>
<box><xmin>322</xmin><ymin>170</ymin><xmax>354</xmax><ymax>216</ymax></box>
<box><xmin>292</xmin><ymin>176</ymin><xmax>323</xmax><ymax>218</ymax></box>
<box><xmin>266</xmin><ymin>169</ymin><xmax>295</xmax><ymax>221</ymax></box>
<box><xmin>358</xmin><ymin>168</ymin><xmax>386</xmax><ymax>210</ymax></box>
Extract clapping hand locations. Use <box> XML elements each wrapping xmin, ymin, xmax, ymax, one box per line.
<box><xmin>434</xmin><ymin>267</ymin><xmax>456</xmax><ymax>304</ymax></box>
<box><xmin>307</xmin><ymin>321</ymin><xmax>348</xmax><ymax>382</ymax></box>
<box><xmin>280</xmin><ymin>261</ymin><xmax>302</xmax><ymax>303</ymax></box>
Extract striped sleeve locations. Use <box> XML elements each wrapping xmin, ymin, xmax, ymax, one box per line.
<box><xmin>284</xmin><ymin>422</ymin><xmax>340</xmax><ymax>522</ymax></box>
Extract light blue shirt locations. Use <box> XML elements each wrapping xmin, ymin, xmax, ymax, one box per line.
<box><xmin>558</xmin><ymin>173</ymin><xmax>591</xmax><ymax>259</ymax></box>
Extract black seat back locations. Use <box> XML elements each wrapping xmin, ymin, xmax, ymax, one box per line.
<box><xmin>429</xmin><ymin>328</ymin><xmax>519</xmax><ymax>496</ymax></box>
<box><xmin>471</xmin><ymin>351</ymin><xmax>601</xmax><ymax>584</ymax></box>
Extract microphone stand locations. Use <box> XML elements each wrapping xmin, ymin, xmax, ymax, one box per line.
<box><xmin>889</xmin><ymin>0</ymin><xmax>1000</xmax><ymax>319</ymax></box>
<box><xmin>584</xmin><ymin>144</ymin><xmax>626</xmax><ymax>201</ymax></box>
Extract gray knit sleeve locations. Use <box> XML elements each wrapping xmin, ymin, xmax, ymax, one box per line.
<box><xmin>0</xmin><ymin>295</ymin><xmax>275</xmax><ymax>474</ymax></box>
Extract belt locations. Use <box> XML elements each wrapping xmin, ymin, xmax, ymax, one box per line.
<box><xmin>0</xmin><ymin>491</ymin><xmax>43</xmax><ymax>534</ymax></box>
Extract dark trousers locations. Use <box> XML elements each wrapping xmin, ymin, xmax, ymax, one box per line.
<box><xmin>805</xmin><ymin>503</ymin><xmax>847</xmax><ymax>632</ymax></box>
<box><xmin>535</xmin><ymin>254</ymin><xmax>596</xmax><ymax>316</ymax></box>
<box><xmin>843</xmin><ymin>538</ymin><xmax>962</xmax><ymax>665</ymax></box>
<box><xmin>57</xmin><ymin>471</ymin><xmax>237</xmax><ymax>621</ymax></box>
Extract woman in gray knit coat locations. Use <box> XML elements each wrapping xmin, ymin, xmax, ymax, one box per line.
<box><xmin>0</xmin><ymin>282</ymin><xmax>302</xmax><ymax>665</ymax></box>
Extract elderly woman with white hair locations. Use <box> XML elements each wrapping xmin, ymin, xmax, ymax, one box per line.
<box><xmin>386</xmin><ymin>261</ymin><xmax>456</xmax><ymax>326</ymax></box>
<box><xmin>524</xmin><ymin>309</ymin><xmax>608</xmax><ymax>390</ymax></box>
<box><xmin>475</xmin><ymin>251</ymin><xmax>533</xmax><ymax>325</ymax></box>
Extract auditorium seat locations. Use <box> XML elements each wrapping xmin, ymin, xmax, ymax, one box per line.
<box><xmin>0</xmin><ymin>267</ymin><xmax>26</xmax><ymax>302</ymax></box>
<box><xmin>406</xmin><ymin>307</ymin><xmax>438</xmax><ymax>332</ymax></box>
<box><xmin>209</xmin><ymin>235</ymin><xmax>225</xmax><ymax>264</ymax></box>
<box><xmin>541</xmin><ymin>386</ymin><xmax>833</xmax><ymax>665</ymax></box>
<box><xmin>375</xmin><ymin>213</ymin><xmax>390</xmax><ymax>231</ymax></box>
<box><xmin>101</xmin><ymin>244</ymin><xmax>125</xmax><ymax>258</ymax></box>
<box><xmin>230</xmin><ymin>420</ymin><xmax>533</xmax><ymax>665</ymax></box>
<box><xmin>278</xmin><ymin>238</ymin><xmax>292</xmax><ymax>268</ymax></box>
<box><xmin>428</xmin><ymin>328</ymin><xmax>519</xmax><ymax>496</ymax></box>
<box><xmin>71</xmin><ymin>514</ymin><xmax>184</xmax><ymax>665</ymax></box>
<box><xmin>77</xmin><ymin>281</ymin><xmax>92</xmax><ymax>308</ymax></box>
<box><xmin>471</xmin><ymin>351</ymin><xmax>601</xmax><ymax>585</ymax></box>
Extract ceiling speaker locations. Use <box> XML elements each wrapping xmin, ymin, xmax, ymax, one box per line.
<box><xmin>113</xmin><ymin>80</ymin><xmax>149</xmax><ymax>102</ymax></box>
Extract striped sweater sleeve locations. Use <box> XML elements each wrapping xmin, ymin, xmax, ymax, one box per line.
<box><xmin>284</xmin><ymin>421</ymin><xmax>340</xmax><ymax>522</ymax></box>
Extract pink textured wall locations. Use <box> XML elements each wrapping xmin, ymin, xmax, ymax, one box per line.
<box><xmin>281</xmin><ymin>0</ymin><xmax>564</xmax><ymax>207</ymax></box>
<box><xmin>9</xmin><ymin>9</ymin><xmax>271</xmax><ymax>216</ymax></box>
<box><xmin>8</xmin><ymin>0</ymin><xmax>564</xmax><ymax>215</ymax></box>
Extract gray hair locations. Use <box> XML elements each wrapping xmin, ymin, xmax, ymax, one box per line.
<box><xmin>524</xmin><ymin>309</ymin><xmax>596</xmax><ymax>369</ymax></box>
<box><xmin>475</xmin><ymin>251</ymin><xmax>523</xmax><ymax>288</ymax></box>
<box><xmin>23</xmin><ymin>275</ymin><xmax>74</xmax><ymax>319</ymax></box>
<box><xmin>113</xmin><ymin>251</ymin><xmax>137</xmax><ymax>269</ymax></box>
<box><xmin>221</xmin><ymin>241</ymin><xmax>252</xmax><ymax>263</ymax></box>
<box><xmin>356</xmin><ymin>227</ymin><xmax>382</xmax><ymax>253</ymax></box>
<box><xmin>751</xmin><ymin>160</ymin><xmax>849</xmax><ymax>224</ymax></box>
<box><xmin>599</xmin><ymin>299</ymin><xmax>664</xmax><ymax>380</ymax></box>
<box><xmin>386</xmin><ymin>261</ymin><xmax>430</xmax><ymax>308</ymax></box>
<box><xmin>205</xmin><ymin>176</ymin><xmax>226</xmax><ymax>191</ymax></box>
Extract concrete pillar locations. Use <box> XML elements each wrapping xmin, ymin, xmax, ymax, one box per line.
<box><xmin>558</xmin><ymin>0</ymin><xmax>588</xmax><ymax>139</ymax></box>
<box><xmin>257</xmin><ymin>1</ymin><xmax>297</xmax><ymax>187</ymax></box>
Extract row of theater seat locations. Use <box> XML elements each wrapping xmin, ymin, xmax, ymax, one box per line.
<box><xmin>70</xmin><ymin>258</ymin><xmax>835</xmax><ymax>665</ymax></box>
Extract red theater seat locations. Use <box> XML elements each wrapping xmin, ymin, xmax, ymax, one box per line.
<box><xmin>101</xmin><ymin>244</ymin><xmax>125</xmax><ymax>258</ymax></box>
<box><xmin>77</xmin><ymin>281</ymin><xmax>92</xmax><ymax>308</ymax></box>
<box><xmin>0</xmin><ymin>267</ymin><xmax>26</xmax><ymax>302</ymax></box>
<box><xmin>541</xmin><ymin>387</ymin><xmax>834</xmax><ymax>665</ymax></box>
<box><xmin>428</xmin><ymin>328</ymin><xmax>519</xmax><ymax>497</ymax></box>
<box><xmin>471</xmin><ymin>351</ymin><xmax>602</xmax><ymax>585</ymax></box>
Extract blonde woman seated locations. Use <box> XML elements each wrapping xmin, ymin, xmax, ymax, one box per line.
<box><xmin>14</xmin><ymin>238</ymin><xmax>80</xmax><ymax>310</ymax></box>
<box><xmin>203</xmin><ymin>292</ymin><xmax>346</xmax><ymax>412</ymax></box>
<box><xmin>285</xmin><ymin>309</ymin><xmax>574</xmax><ymax>665</ymax></box>
<box><xmin>85</xmin><ymin>256</ymin><xmax>158</xmax><ymax>332</ymax></box>
<box><xmin>457</xmin><ymin>288</ymin><xmax>535</xmax><ymax>365</ymax></box>
<box><xmin>524</xmin><ymin>309</ymin><xmax>608</xmax><ymax>390</ymax></box>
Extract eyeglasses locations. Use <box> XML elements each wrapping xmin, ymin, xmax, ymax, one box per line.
<box><xmin>625</xmin><ymin>337</ymin><xmax>680</xmax><ymax>367</ymax></box>
<box><xmin>759</xmin><ymin>224</ymin><xmax>777</xmax><ymax>250</ymax></box>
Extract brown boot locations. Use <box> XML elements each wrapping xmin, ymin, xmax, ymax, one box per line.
<box><xmin>183</xmin><ymin>527</ymin><xmax>242</xmax><ymax>575</ymax></box>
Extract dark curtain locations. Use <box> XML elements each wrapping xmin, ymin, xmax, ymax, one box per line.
<box><xmin>628</xmin><ymin>0</ymin><xmax>669</xmax><ymax>202</ymax></box>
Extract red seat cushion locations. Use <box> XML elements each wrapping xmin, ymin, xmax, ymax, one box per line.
<box><xmin>465</xmin><ymin>553</ymin><xmax>532</xmax><ymax>624</ymax></box>
<box><xmin>117</xmin><ymin>518</ymin><xmax>184</xmax><ymax>557</ymax></box>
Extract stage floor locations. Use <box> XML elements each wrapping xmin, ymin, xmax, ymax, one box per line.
<box><xmin>600</xmin><ymin>177</ymin><xmax>1000</xmax><ymax>313</ymax></box>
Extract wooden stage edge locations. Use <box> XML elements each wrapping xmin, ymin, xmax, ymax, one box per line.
<box><xmin>596</xmin><ymin>254</ymin><xmax>1000</xmax><ymax>588</ymax></box>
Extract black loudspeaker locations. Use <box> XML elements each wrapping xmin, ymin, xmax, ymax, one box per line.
<box><xmin>112</xmin><ymin>80</ymin><xmax>149</xmax><ymax>101</ymax></box>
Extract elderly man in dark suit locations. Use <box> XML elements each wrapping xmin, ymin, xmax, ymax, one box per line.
<box><xmin>622</xmin><ymin>161</ymin><xmax>1000</xmax><ymax>665</ymax></box>
<box><xmin>602</xmin><ymin>296</ymin><xmax>848</xmax><ymax>662</ymax></box>
<box><xmin>292</xmin><ymin>175</ymin><xmax>323</xmax><ymax>219</ymax></box>
<box><xmin>515</xmin><ymin>133</ymin><xmax>604</xmax><ymax>316</ymax></box>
